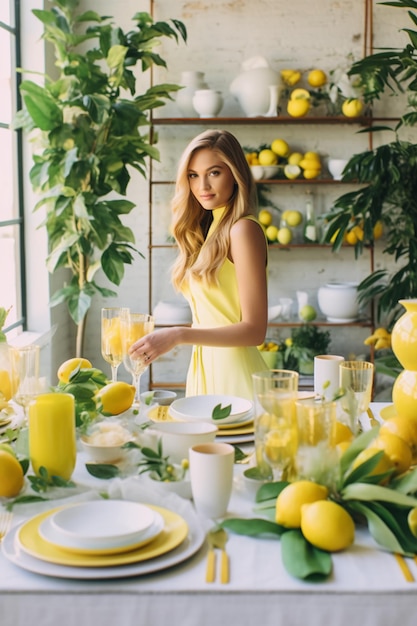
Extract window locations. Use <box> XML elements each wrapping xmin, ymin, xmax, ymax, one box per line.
<box><xmin>0</xmin><ymin>0</ymin><xmax>25</xmax><ymax>337</ymax></box>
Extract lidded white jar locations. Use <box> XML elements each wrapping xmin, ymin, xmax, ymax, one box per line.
<box><xmin>317</xmin><ymin>282</ymin><xmax>359</xmax><ymax>322</ymax></box>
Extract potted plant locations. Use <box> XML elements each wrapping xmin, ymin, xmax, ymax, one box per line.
<box><xmin>322</xmin><ymin>0</ymin><xmax>417</xmax><ymax>331</ymax></box>
<box><xmin>15</xmin><ymin>0</ymin><xmax>187</xmax><ymax>356</ymax></box>
<box><xmin>284</xmin><ymin>325</ymin><xmax>331</xmax><ymax>374</ymax></box>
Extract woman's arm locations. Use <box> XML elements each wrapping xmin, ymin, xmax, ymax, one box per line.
<box><xmin>129</xmin><ymin>219</ymin><xmax>268</xmax><ymax>362</ymax></box>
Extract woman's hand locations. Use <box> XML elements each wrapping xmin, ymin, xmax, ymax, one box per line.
<box><xmin>128</xmin><ymin>327</ymin><xmax>182</xmax><ymax>364</ymax></box>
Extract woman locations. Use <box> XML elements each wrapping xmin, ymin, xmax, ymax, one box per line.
<box><xmin>130</xmin><ymin>129</ymin><xmax>268</xmax><ymax>400</ymax></box>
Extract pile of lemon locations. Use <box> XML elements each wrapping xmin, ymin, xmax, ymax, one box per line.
<box><xmin>246</xmin><ymin>137</ymin><xmax>322</xmax><ymax>181</ymax></box>
<box><xmin>258</xmin><ymin>207</ymin><xmax>303</xmax><ymax>245</ymax></box>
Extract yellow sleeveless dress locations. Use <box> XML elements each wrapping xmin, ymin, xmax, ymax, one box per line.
<box><xmin>181</xmin><ymin>207</ymin><xmax>268</xmax><ymax>401</ymax></box>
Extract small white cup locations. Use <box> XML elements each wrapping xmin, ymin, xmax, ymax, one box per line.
<box><xmin>314</xmin><ymin>354</ymin><xmax>345</xmax><ymax>400</ymax></box>
<box><xmin>189</xmin><ymin>442</ymin><xmax>234</xmax><ymax>519</ymax></box>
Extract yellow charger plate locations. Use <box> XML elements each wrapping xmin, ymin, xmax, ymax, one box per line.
<box><xmin>17</xmin><ymin>504</ymin><xmax>188</xmax><ymax>568</ymax></box>
<box><xmin>216</xmin><ymin>422</ymin><xmax>254</xmax><ymax>437</ymax></box>
<box><xmin>379</xmin><ymin>405</ymin><xmax>396</xmax><ymax>421</ymax></box>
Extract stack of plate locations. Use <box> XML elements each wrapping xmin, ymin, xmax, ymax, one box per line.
<box><xmin>148</xmin><ymin>394</ymin><xmax>255</xmax><ymax>444</ymax></box>
<box><xmin>1</xmin><ymin>499</ymin><xmax>205</xmax><ymax>580</ymax></box>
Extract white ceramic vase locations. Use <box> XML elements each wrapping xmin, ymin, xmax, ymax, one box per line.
<box><xmin>230</xmin><ymin>67</ymin><xmax>280</xmax><ymax>117</ymax></box>
<box><xmin>192</xmin><ymin>89</ymin><xmax>224</xmax><ymax>118</ymax></box>
<box><xmin>176</xmin><ymin>71</ymin><xmax>208</xmax><ymax>117</ymax></box>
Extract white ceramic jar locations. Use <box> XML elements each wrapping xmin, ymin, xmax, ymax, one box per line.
<box><xmin>192</xmin><ymin>89</ymin><xmax>224</xmax><ymax>118</ymax></box>
<box><xmin>317</xmin><ymin>282</ymin><xmax>359</xmax><ymax>322</ymax></box>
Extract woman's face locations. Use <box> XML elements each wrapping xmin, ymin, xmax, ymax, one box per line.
<box><xmin>187</xmin><ymin>148</ymin><xmax>236</xmax><ymax>210</ymax></box>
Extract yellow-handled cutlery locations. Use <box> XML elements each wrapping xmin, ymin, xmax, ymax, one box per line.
<box><xmin>206</xmin><ymin>528</ymin><xmax>229</xmax><ymax>584</ymax></box>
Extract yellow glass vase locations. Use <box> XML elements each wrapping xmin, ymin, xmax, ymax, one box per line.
<box><xmin>391</xmin><ymin>299</ymin><xmax>417</xmax><ymax>419</ymax></box>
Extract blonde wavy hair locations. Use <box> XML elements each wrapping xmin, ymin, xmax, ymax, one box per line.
<box><xmin>171</xmin><ymin>129</ymin><xmax>257</xmax><ymax>290</ymax></box>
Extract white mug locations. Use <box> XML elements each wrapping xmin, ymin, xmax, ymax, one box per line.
<box><xmin>314</xmin><ymin>354</ymin><xmax>345</xmax><ymax>400</ymax></box>
<box><xmin>189</xmin><ymin>442</ymin><xmax>234</xmax><ymax>519</ymax></box>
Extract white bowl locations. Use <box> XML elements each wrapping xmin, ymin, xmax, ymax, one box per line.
<box><xmin>317</xmin><ymin>282</ymin><xmax>359</xmax><ymax>322</ymax></box>
<box><xmin>268</xmin><ymin>304</ymin><xmax>282</xmax><ymax>322</ymax></box>
<box><xmin>250</xmin><ymin>165</ymin><xmax>265</xmax><ymax>181</ymax></box>
<box><xmin>168</xmin><ymin>394</ymin><xmax>253</xmax><ymax>424</ymax></box>
<box><xmin>147</xmin><ymin>421</ymin><xmax>218</xmax><ymax>463</ymax></box>
<box><xmin>80</xmin><ymin>437</ymin><xmax>129</xmax><ymax>464</ymax></box>
<box><xmin>80</xmin><ymin>422</ymin><xmax>133</xmax><ymax>464</ymax></box>
<box><xmin>140</xmin><ymin>390</ymin><xmax>178</xmax><ymax>407</ymax></box>
<box><xmin>327</xmin><ymin>158</ymin><xmax>349</xmax><ymax>180</ymax></box>
<box><xmin>49</xmin><ymin>501</ymin><xmax>157</xmax><ymax>550</ymax></box>
<box><xmin>262</xmin><ymin>165</ymin><xmax>280</xmax><ymax>179</ymax></box>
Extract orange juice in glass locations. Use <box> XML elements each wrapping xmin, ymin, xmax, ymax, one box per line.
<box><xmin>101</xmin><ymin>307</ymin><xmax>128</xmax><ymax>382</ymax></box>
<box><xmin>28</xmin><ymin>393</ymin><xmax>76</xmax><ymax>481</ymax></box>
<box><xmin>120</xmin><ymin>312</ymin><xmax>154</xmax><ymax>406</ymax></box>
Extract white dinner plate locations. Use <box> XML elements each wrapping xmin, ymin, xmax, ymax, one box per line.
<box><xmin>2</xmin><ymin>505</ymin><xmax>205</xmax><ymax>579</ymax></box>
<box><xmin>39</xmin><ymin>508</ymin><xmax>164</xmax><ymax>555</ymax></box>
<box><xmin>48</xmin><ymin>500</ymin><xmax>156</xmax><ymax>550</ymax></box>
<box><xmin>169</xmin><ymin>394</ymin><xmax>253</xmax><ymax>424</ymax></box>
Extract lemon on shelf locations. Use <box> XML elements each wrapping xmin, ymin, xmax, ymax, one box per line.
<box><xmin>287</xmin><ymin>152</ymin><xmax>304</xmax><ymax>166</ymax></box>
<box><xmin>277</xmin><ymin>227</ymin><xmax>293</xmax><ymax>245</ymax></box>
<box><xmin>258</xmin><ymin>149</ymin><xmax>278</xmax><ymax>166</ymax></box>
<box><xmin>342</xmin><ymin>98</ymin><xmax>364</xmax><ymax>118</ymax></box>
<box><xmin>265</xmin><ymin>225</ymin><xmax>279</xmax><ymax>242</ymax></box>
<box><xmin>258</xmin><ymin>209</ymin><xmax>273</xmax><ymax>227</ymax></box>
<box><xmin>283</xmin><ymin>164</ymin><xmax>301</xmax><ymax>180</ymax></box>
<box><xmin>280</xmin><ymin>69</ymin><xmax>301</xmax><ymax>86</ymax></box>
<box><xmin>271</xmin><ymin>138</ymin><xmax>290</xmax><ymax>158</ymax></box>
<box><xmin>307</xmin><ymin>69</ymin><xmax>327</xmax><ymax>88</ymax></box>
<box><xmin>287</xmin><ymin>99</ymin><xmax>310</xmax><ymax>118</ymax></box>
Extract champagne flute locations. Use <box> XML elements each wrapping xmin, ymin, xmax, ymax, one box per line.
<box><xmin>339</xmin><ymin>360</ymin><xmax>374</xmax><ymax>435</ymax></box>
<box><xmin>120</xmin><ymin>312</ymin><xmax>155</xmax><ymax>407</ymax></box>
<box><xmin>252</xmin><ymin>370</ymin><xmax>299</xmax><ymax>481</ymax></box>
<box><xmin>101</xmin><ymin>307</ymin><xmax>128</xmax><ymax>382</ymax></box>
<box><xmin>10</xmin><ymin>344</ymin><xmax>40</xmax><ymax>424</ymax></box>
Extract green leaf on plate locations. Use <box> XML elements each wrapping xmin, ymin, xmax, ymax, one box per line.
<box><xmin>85</xmin><ymin>463</ymin><xmax>120</xmax><ymax>479</ymax></box>
<box><xmin>211</xmin><ymin>403</ymin><xmax>232</xmax><ymax>420</ymax></box>
<box><xmin>221</xmin><ymin>517</ymin><xmax>286</xmax><ymax>537</ymax></box>
<box><xmin>281</xmin><ymin>529</ymin><xmax>332</xmax><ymax>580</ymax></box>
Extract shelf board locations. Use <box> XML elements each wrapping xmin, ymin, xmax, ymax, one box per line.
<box><xmin>151</xmin><ymin>115</ymin><xmax>373</xmax><ymax>126</ymax></box>
<box><xmin>150</xmin><ymin>178</ymin><xmax>360</xmax><ymax>185</ymax></box>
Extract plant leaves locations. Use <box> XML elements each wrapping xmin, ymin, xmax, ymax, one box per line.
<box><xmin>348</xmin><ymin>500</ymin><xmax>410</xmax><ymax>554</ymax></box>
<box><xmin>342</xmin><ymin>482</ymin><xmax>417</xmax><ymax>507</ymax></box>
<box><xmin>391</xmin><ymin>467</ymin><xmax>417</xmax><ymax>494</ymax></box>
<box><xmin>256</xmin><ymin>480</ymin><xmax>289</xmax><ymax>503</ymax></box>
<box><xmin>281</xmin><ymin>529</ymin><xmax>332</xmax><ymax>580</ymax></box>
<box><xmin>85</xmin><ymin>463</ymin><xmax>120</xmax><ymax>479</ymax></box>
<box><xmin>221</xmin><ymin>517</ymin><xmax>286</xmax><ymax>537</ymax></box>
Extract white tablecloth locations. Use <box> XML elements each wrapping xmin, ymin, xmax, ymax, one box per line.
<box><xmin>2</xmin><ymin>403</ymin><xmax>417</xmax><ymax>626</ymax></box>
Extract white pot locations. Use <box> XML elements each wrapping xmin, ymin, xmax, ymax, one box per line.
<box><xmin>327</xmin><ymin>158</ymin><xmax>349</xmax><ymax>180</ymax></box>
<box><xmin>176</xmin><ymin>71</ymin><xmax>208</xmax><ymax>117</ymax></box>
<box><xmin>192</xmin><ymin>89</ymin><xmax>224</xmax><ymax>118</ymax></box>
<box><xmin>317</xmin><ymin>282</ymin><xmax>359</xmax><ymax>322</ymax></box>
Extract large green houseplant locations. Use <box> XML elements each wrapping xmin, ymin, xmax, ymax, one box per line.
<box><xmin>15</xmin><ymin>0</ymin><xmax>186</xmax><ymax>356</ymax></box>
<box><xmin>324</xmin><ymin>0</ymin><xmax>417</xmax><ymax>329</ymax></box>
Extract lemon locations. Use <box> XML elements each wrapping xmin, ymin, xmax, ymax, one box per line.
<box><xmin>304</xmin><ymin>151</ymin><xmax>321</xmax><ymax>163</ymax></box>
<box><xmin>290</xmin><ymin>88</ymin><xmax>311</xmax><ymax>101</ymax></box>
<box><xmin>351</xmin><ymin>447</ymin><xmax>394</xmax><ymax>482</ymax></box>
<box><xmin>287</xmin><ymin>99</ymin><xmax>310</xmax><ymax>118</ymax></box>
<box><xmin>277</xmin><ymin>227</ymin><xmax>293</xmax><ymax>245</ymax></box>
<box><xmin>271</xmin><ymin>138</ymin><xmax>290</xmax><ymax>158</ymax></box>
<box><xmin>0</xmin><ymin>449</ymin><xmax>24</xmax><ymax>497</ymax></box>
<box><xmin>345</xmin><ymin>230</ymin><xmax>358</xmax><ymax>245</ymax></box>
<box><xmin>95</xmin><ymin>381</ymin><xmax>136</xmax><ymax>415</ymax></box>
<box><xmin>0</xmin><ymin>442</ymin><xmax>17</xmax><ymax>457</ymax></box>
<box><xmin>258</xmin><ymin>149</ymin><xmax>278</xmax><ymax>166</ymax></box>
<box><xmin>280</xmin><ymin>69</ymin><xmax>301</xmax><ymax>86</ymax></box>
<box><xmin>301</xmin><ymin>500</ymin><xmax>355</xmax><ymax>552</ymax></box>
<box><xmin>372</xmin><ymin>433</ymin><xmax>412</xmax><ymax>475</ymax></box>
<box><xmin>275</xmin><ymin>480</ymin><xmax>329</xmax><ymax>528</ymax></box>
<box><xmin>57</xmin><ymin>357</ymin><xmax>93</xmax><ymax>383</ymax></box>
<box><xmin>299</xmin><ymin>157</ymin><xmax>321</xmax><ymax>170</ymax></box>
<box><xmin>299</xmin><ymin>304</ymin><xmax>317</xmax><ymax>322</ymax></box>
<box><xmin>258</xmin><ymin>209</ymin><xmax>273</xmax><ymax>227</ymax></box>
<box><xmin>0</xmin><ymin>369</ymin><xmax>12</xmax><ymax>401</ymax></box>
<box><xmin>265</xmin><ymin>225</ymin><xmax>279</xmax><ymax>242</ymax></box>
<box><xmin>408</xmin><ymin>507</ymin><xmax>417</xmax><ymax>537</ymax></box>
<box><xmin>331</xmin><ymin>421</ymin><xmax>354</xmax><ymax>445</ymax></box>
<box><xmin>352</xmin><ymin>225</ymin><xmax>364</xmax><ymax>241</ymax></box>
<box><xmin>288</xmin><ymin>152</ymin><xmax>304</xmax><ymax>166</ymax></box>
<box><xmin>284</xmin><ymin>164</ymin><xmax>301</xmax><ymax>180</ymax></box>
<box><xmin>342</xmin><ymin>98</ymin><xmax>364</xmax><ymax>118</ymax></box>
<box><xmin>285</xmin><ymin>210</ymin><xmax>303</xmax><ymax>227</ymax></box>
<box><xmin>303</xmin><ymin>169</ymin><xmax>321</xmax><ymax>180</ymax></box>
<box><xmin>307</xmin><ymin>69</ymin><xmax>327</xmax><ymax>88</ymax></box>
<box><xmin>379</xmin><ymin>416</ymin><xmax>417</xmax><ymax>461</ymax></box>
<box><xmin>373</xmin><ymin>221</ymin><xmax>384</xmax><ymax>240</ymax></box>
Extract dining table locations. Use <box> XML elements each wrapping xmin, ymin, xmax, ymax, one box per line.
<box><xmin>1</xmin><ymin>401</ymin><xmax>417</xmax><ymax>626</ymax></box>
